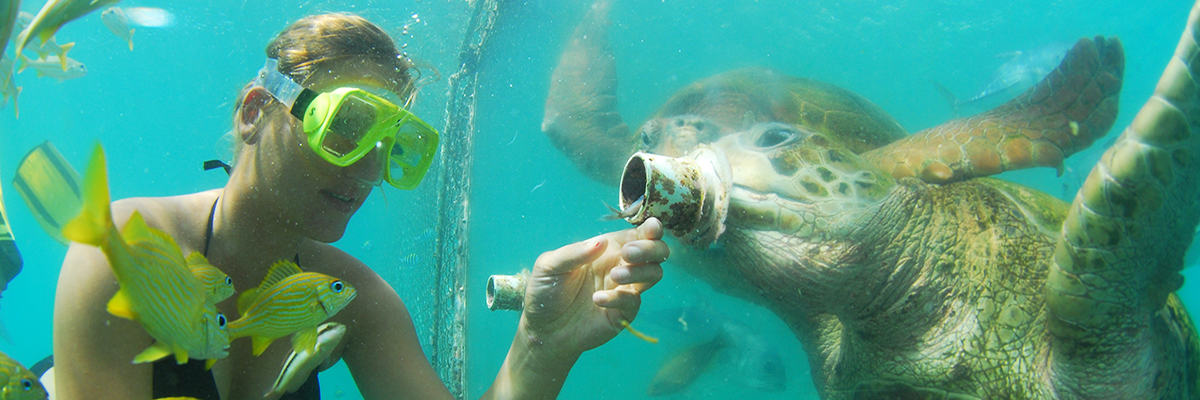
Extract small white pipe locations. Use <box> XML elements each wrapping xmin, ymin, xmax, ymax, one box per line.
<box><xmin>486</xmin><ymin>272</ymin><xmax>527</xmax><ymax>311</ymax></box>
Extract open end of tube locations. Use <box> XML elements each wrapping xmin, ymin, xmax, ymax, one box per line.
<box><xmin>486</xmin><ymin>276</ymin><xmax>498</xmax><ymax>310</ymax></box>
<box><xmin>621</xmin><ymin>155</ymin><xmax>648</xmax><ymax>208</ymax></box>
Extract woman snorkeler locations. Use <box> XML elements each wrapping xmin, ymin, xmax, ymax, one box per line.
<box><xmin>52</xmin><ymin>13</ymin><xmax>667</xmax><ymax>400</ymax></box>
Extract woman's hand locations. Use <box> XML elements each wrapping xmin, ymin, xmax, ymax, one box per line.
<box><xmin>519</xmin><ymin>217</ymin><xmax>668</xmax><ymax>358</ymax></box>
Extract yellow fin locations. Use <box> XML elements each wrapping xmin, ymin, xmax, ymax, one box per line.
<box><xmin>173</xmin><ymin>345</ymin><xmax>188</xmax><ymax>364</ymax></box>
<box><xmin>106</xmin><ymin>289</ymin><xmax>137</xmax><ymax>320</ymax></box>
<box><xmin>292</xmin><ymin>327</ymin><xmax>318</xmax><ymax>355</ymax></box>
<box><xmin>132</xmin><ymin>341</ymin><xmax>172</xmax><ymax>364</ymax></box>
<box><xmin>185</xmin><ymin>252</ymin><xmax>209</xmax><ymax>267</ymax></box>
<box><xmin>236</xmin><ymin>288</ymin><xmax>259</xmax><ymax>315</ymax></box>
<box><xmin>61</xmin><ymin>144</ymin><xmax>111</xmax><ymax>246</ymax></box>
<box><xmin>58</xmin><ymin>42</ymin><xmax>75</xmax><ymax>61</ymax></box>
<box><xmin>12</xmin><ymin>140</ymin><xmax>83</xmax><ymax>246</ymax></box>
<box><xmin>204</xmin><ymin>359</ymin><xmax>216</xmax><ymax>370</ymax></box>
<box><xmin>251</xmin><ymin>336</ymin><xmax>275</xmax><ymax>356</ymax></box>
<box><xmin>257</xmin><ymin>259</ymin><xmax>302</xmax><ymax>290</ymax></box>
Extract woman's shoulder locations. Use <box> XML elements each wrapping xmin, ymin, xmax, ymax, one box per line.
<box><xmin>110</xmin><ymin>189</ymin><xmax>222</xmax><ymax>248</ymax></box>
<box><xmin>304</xmin><ymin>243</ymin><xmax>398</xmax><ymax>303</ymax></box>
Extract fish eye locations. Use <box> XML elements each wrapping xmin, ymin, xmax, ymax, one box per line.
<box><xmin>217</xmin><ymin>313</ymin><xmax>227</xmax><ymax>327</ymax></box>
<box><xmin>20</xmin><ymin>378</ymin><xmax>32</xmax><ymax>390</ymax></box>
<box><xmin>332</xmin><ymin>281</ymin><xmax>345</xmax><ymax>292</ymax></box>
<box><xmin>641</xmin><ymin>131</ymin><xmax>652</xmax><ymax>147</ymax></box>
<box><xmin>225</xmin><ymin>276</ymin><xmax>233</xmax><ymax>285</ymax></box>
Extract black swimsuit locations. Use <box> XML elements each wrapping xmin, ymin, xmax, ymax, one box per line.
<box><xmin>151</xmin><ymin>197</ymin><xmax>321</xmax><ymax>400</ymax></box>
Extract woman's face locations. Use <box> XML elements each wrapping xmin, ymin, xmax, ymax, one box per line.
<box><xmin>255</xmin><ymin>60</ymin><xmax>405</xmax><ymax>243</ymax></box>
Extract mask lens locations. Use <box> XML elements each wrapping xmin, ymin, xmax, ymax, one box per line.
<box><xmin>387</xmin><ymin>119</ymin><xmax>436</xmax><ymax>186</ymax></box>
<box><xmin>322</xmin><ymin>96</ymin><xmax>379</xmax><ymax>159</ymax></box>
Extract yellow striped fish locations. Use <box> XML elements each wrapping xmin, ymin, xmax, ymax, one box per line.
<box><xmin>0</xmin><ymin>350</ymin><xmax>47</xmax><ymax>400</ymax></box>
<box><xmin>228</xmin><ymin>260</ymin><xmax>356</xmax><ymax>356</ymax></box>
<box><xmin>62</xmin><ymin>144</ymin><xmax>230</xmax><ymax>367</ymax></box>
<box><xmin>186</xmin><ymin>252</ymin><xmax>234</xmax><ymax>304</ymax></box>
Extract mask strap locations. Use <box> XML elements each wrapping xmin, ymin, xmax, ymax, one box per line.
<box><xmin>253</xmin><ymin>58</ymin><xmax>318</xmax><ymax>121</ymax></box>
<box><xmin>203</xmin><ymin>159</ymin><xmax>232</xmax><ymax>175</ymax></box>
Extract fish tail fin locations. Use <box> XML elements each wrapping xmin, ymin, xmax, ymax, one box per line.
<box><xmin>62</xmin><ymin>144</ymin><xmax>112</xmax><ymax>247</ymax></box>
<box><xmin>930</xmin><ymin>80</ymin><xmax>961</xmax><ymax>117</ymax></box>
<box><xmin>128</xmin><ymin>29</ymin><xmax>135</xmax><ymax>51</ymax></box>
<box><xmin>59</xmin><ymin>42</ymin><xmax>75</xmax><ymax>61</ymax></box>
<box><xmin>236</xmin><ymin>288</ymin><xmax>260</xmax><ymax>315</ymax></box>
<box><xmin>132</xmin><ymin>341</ymin><xmax>172</xmax><ymax>364</ymax></box>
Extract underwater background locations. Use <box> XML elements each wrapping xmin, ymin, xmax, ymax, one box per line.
<box><xmin>0</xmin><ymin>0</ymin><xmax>1194</xmax><ymax>399</ymax></box>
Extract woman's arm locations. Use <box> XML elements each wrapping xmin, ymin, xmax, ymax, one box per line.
<box><xmin>338</xmin><ymin>268</ymin><xmax>456</xmax><ymax>400</ymax></box>
<box><xmin>53</xmin><ymin>242</ymin><xmax>156</xmax><ymax>399</ymax></box>
<box><xmin>484</xmin><ymin>218</ymin><xmax>667</xmax><ymax>399</ymax></box>
<box><xmin>342</xmin><ymin>218</ymin><xmax>666</xmax><ymax>400</ymax></box>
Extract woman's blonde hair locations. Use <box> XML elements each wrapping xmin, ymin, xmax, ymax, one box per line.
<box><xmin>229</xmin><ymin>13</ymin><xmax>415</xmax><ymax>162</ymax></box>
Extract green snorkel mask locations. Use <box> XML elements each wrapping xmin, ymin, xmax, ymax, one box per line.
<box><xmin>254</xmin><ymin>58</ymin><xmax>439</xmax><ymax>190</ymax></box>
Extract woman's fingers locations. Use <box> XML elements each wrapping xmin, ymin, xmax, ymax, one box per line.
<box><xmin>535</xmin><ymin>235</ymin><xmax>609</xmax><ymax>276</ymax></box>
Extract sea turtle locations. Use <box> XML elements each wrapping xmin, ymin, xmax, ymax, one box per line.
<box><xmin>541</xmin><ymin>1</ymin><xmax>1200</xmax><ymax>398</ymax></box>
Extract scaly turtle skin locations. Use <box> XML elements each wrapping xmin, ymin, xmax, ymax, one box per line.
<box><xmin>543</xmin><ymin>1</ymin><xmax>1200</xmax><ymax>398</ymax></box>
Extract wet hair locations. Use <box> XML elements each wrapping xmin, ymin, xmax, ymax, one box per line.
<box><xmin>229</xmin><ymin>13</ymin><xmax>415</xmax><ymax>162</ymax></box>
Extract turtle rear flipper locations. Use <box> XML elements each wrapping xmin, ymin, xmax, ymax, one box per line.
<box><xmin>863</xmin><ymin>36</ymin><xmax>1124</xmax><ymax>184</ymax></box>
<box><xmin>1046</xmin><ymin>2</ymin><xmax>1200</xmax><ymax>397</ymax></box>
<box><xmin>542</xmin><ymin>0</ymin><xmax>636</xmax><ymax>186</ymax></box>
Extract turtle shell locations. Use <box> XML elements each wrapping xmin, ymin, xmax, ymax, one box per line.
<box><xmin>650</xmin><ymin>67</ymin><xmax>908</xmax><ymax>154</ymax></box>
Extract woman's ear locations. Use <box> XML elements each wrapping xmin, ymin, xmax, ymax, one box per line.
<box><xmin>236</xmin><ymin>87</ymin><xmax>274</xmax><ymax>144</ymax></box>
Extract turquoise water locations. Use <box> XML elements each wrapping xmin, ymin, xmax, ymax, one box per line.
<box><xmin>1</xmin><ymin>0</ymin><xmax>1196</xmax><ymax>399</ymax></box>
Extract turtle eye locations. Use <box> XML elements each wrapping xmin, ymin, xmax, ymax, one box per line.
<box><xmin>217</xmin><ymin>313</ymin><xmax>227</xmax><ymax>327</ymax></box>
<box><xmin>331</xmin><ymin>281</ymin><xmax>345</xmax><ymax>293</ymax></box>
<box><xmin>20</xmin><ymin>378</ymin><xmax>32</xmax><ymax>391</ymax></box>
<box><xmin>754</xmin><ymin>125</ymin><xmax>803</xmax><ymax>148</ymax></box>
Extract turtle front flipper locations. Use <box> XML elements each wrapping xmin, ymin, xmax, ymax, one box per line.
<box><xmin>1046</xmin><ymin>2</ymin><xmax>1200</xmax><ymax>398</ymax></box>
<box><xmin>862</xmin><ymin>37</ymin><xmax>1124</xmax><ymax>184</ymax></box>
<box><xmin>542</xmin><ymin>0</ymin><xmax>637</xmax><ymax>185</ymax></box>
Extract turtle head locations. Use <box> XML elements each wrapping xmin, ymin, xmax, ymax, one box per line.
<box><xmin>637</xmin><ymin>114</ymin><xmax>724</xmax><ymax>157</ymax></box>
<box><xmin>617</xmin><ymin>121</ymin><xmax>895</xmax><ymax>248</ymax></box>
<box><xmin>717</xmin><ymin>122</ymin><xmax>896</xmax><ymax>240</ymax></box>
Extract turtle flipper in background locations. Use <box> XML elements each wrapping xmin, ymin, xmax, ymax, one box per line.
<box><xmin>542</xmin><ymin>0</ymin><xmax>636</xmax><ymax>186</ymax></box>
<box><xmin>862</xmin><ymin>36</ymin><xmax>1124</xmax><ymax>184</ymax></box>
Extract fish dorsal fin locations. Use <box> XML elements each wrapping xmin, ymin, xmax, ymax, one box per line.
<box><xmin>258</xmin><ymin>259</ymin><xmax>303</xmax><ymax>291</ymax></box>
<box><xmin>122</xmin><ymin>212</ymin><xmax>188</xmax><ymax>269</ymax></box>
<box><xmin>237</xmin><ymin>259</ymin><xmax>302</xmax><ymax>314</ymax></box>
<box><xmin>185</xmin><ymin>251</ymin><xmax>210</xmax><ymax>267</ymax></box>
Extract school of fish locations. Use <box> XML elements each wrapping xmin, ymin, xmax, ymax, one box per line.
<box><xmin>2</xmin><ymin>0</ymin><xmax>176</xmax><ymax>118</ymax></box>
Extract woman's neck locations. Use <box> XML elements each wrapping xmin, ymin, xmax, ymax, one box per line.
<box><xmin>206</xmin><ymin>176</ymin><xmax>307</xmax><ymax>277</ymax></box>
